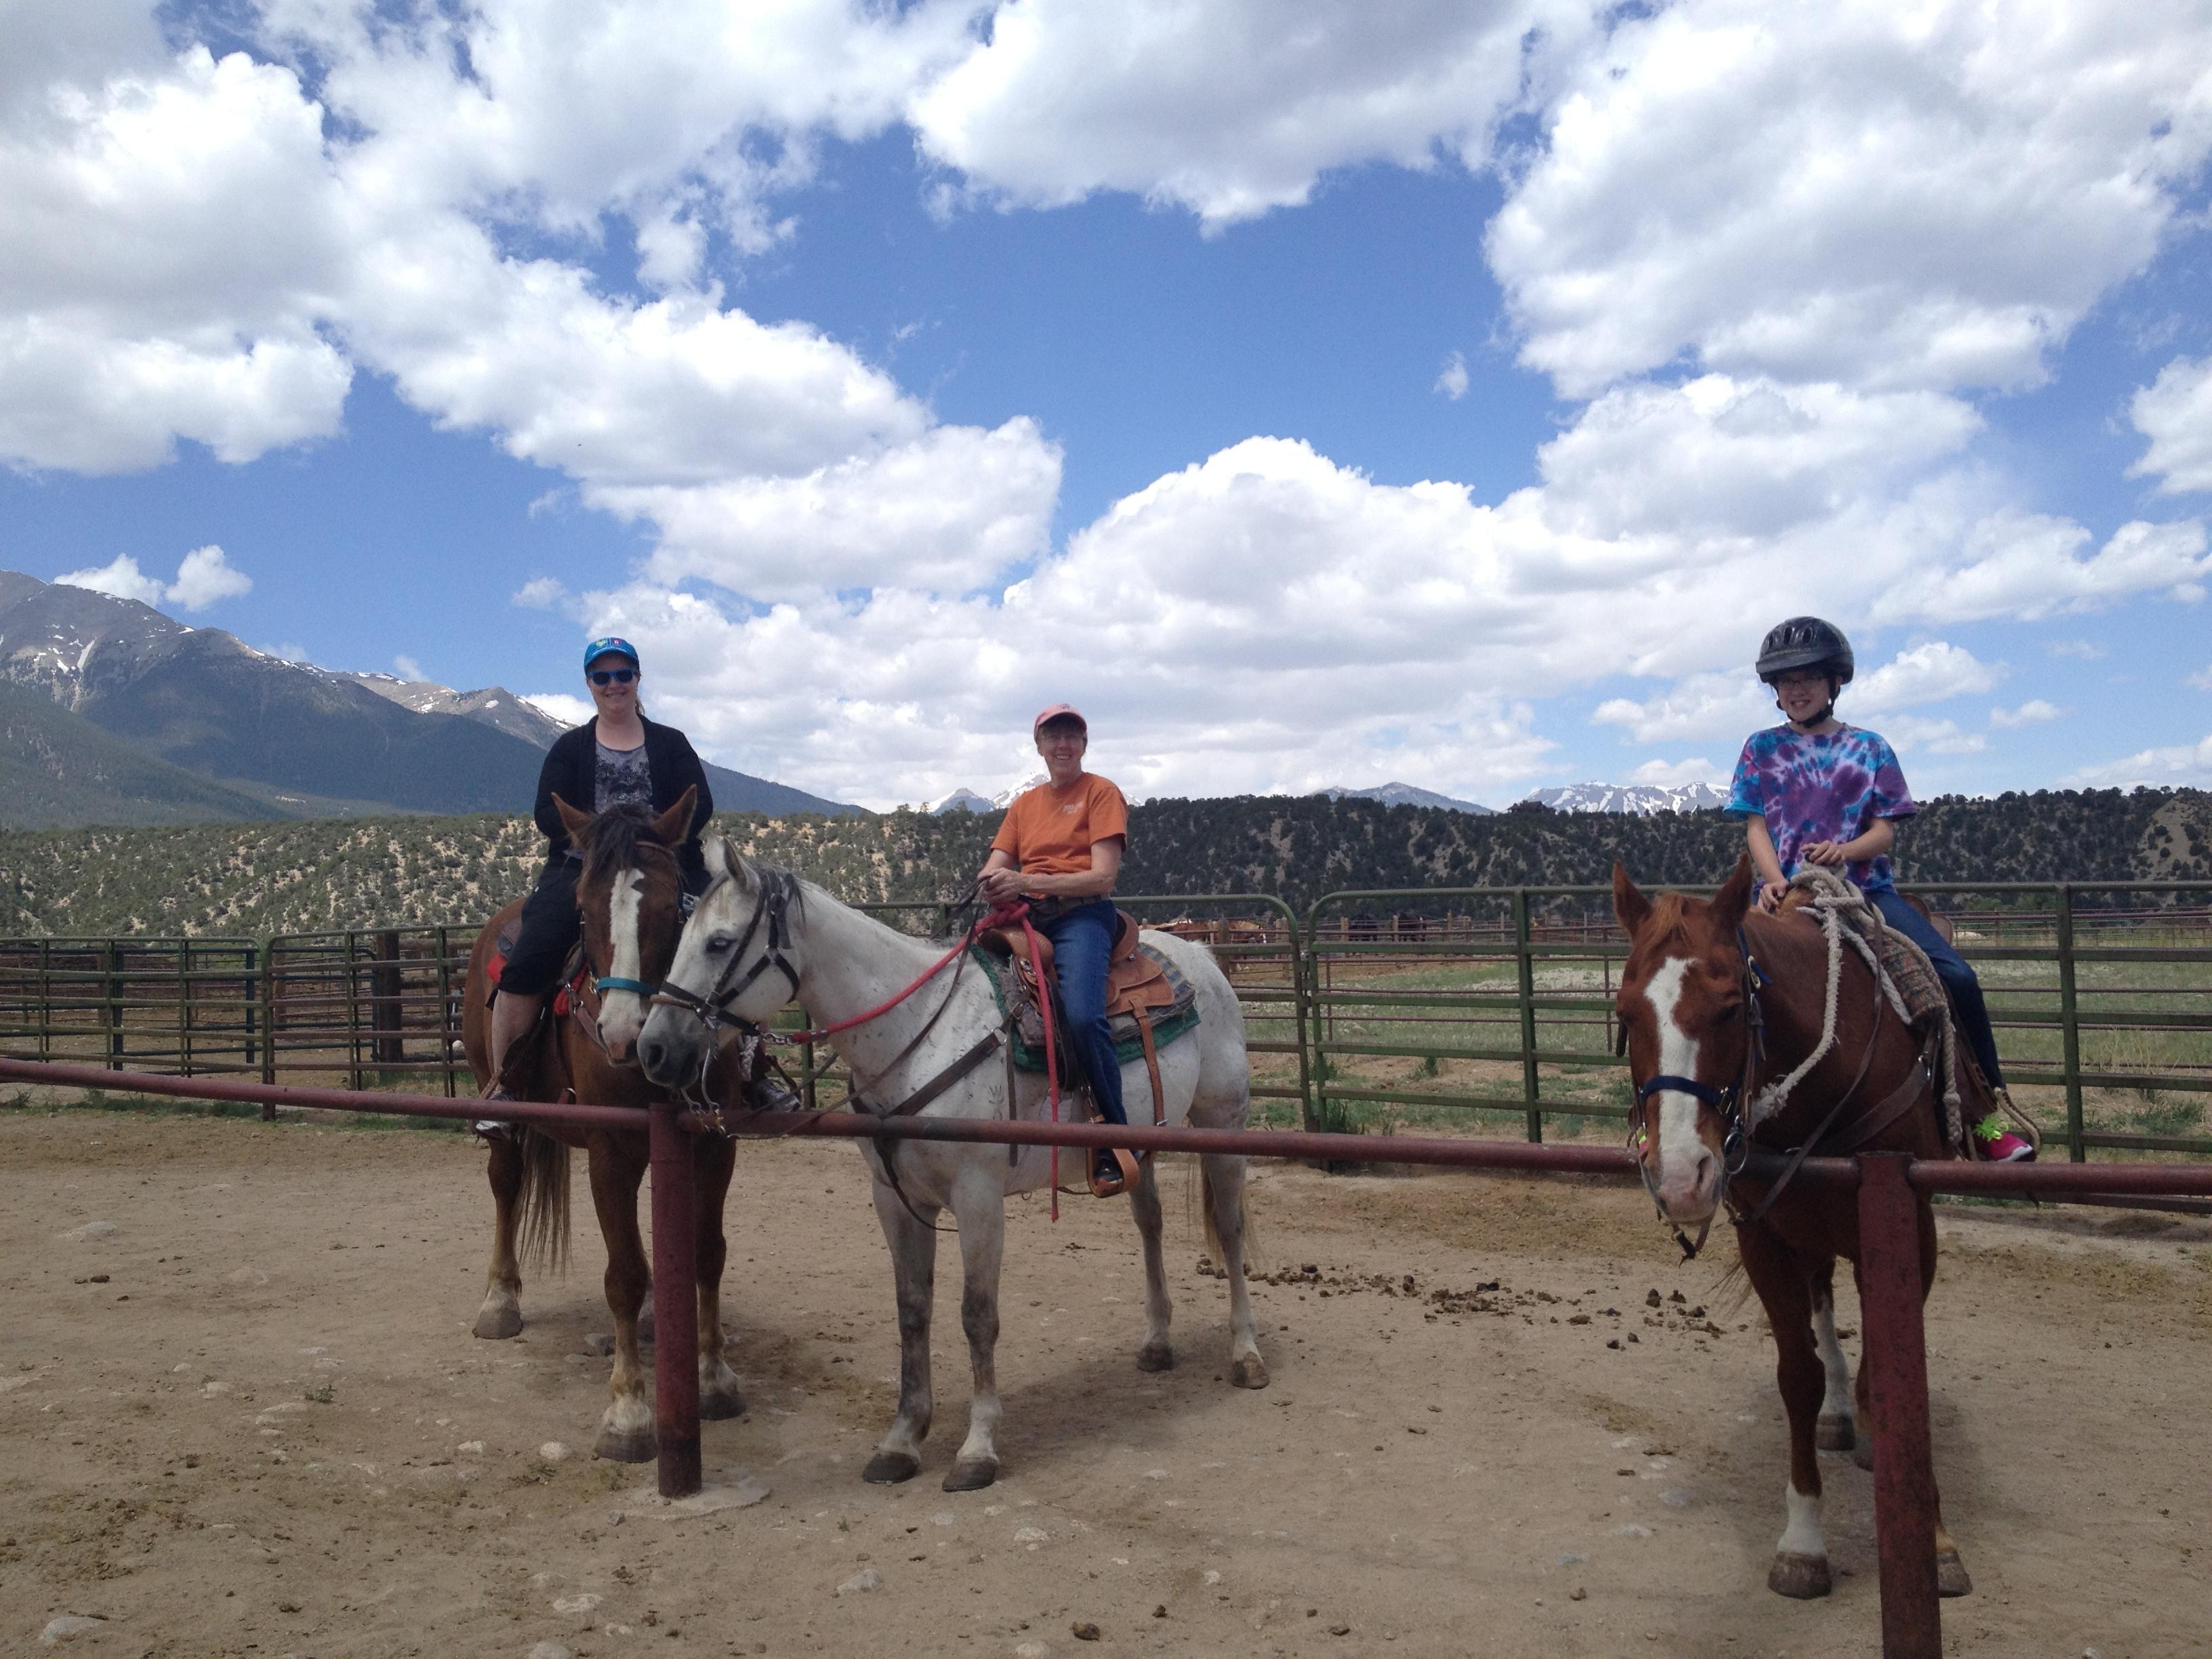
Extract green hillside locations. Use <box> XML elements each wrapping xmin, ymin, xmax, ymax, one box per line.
<box><xmin>0</xmin><ymin>684</ymin><xmax>289</xmax><ymax>830</ymax></box>
<box><xmin>1</xmin><ymin>787</ymin><xmax>2204</xmax><ymax>939</ymax></box>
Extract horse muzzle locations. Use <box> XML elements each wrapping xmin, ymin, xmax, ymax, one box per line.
<box><xmin>1652</xmin><ymin>1145</ymin><xmax>1722</xmax><ymax>1227</ymax></box>
<box><xmin>636</xmin><ymin>1006</ymin><xmax>703</xmax><ymax>1088</ymax></box>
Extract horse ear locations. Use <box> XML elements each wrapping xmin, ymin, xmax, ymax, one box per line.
<box><xmin>703</xmin><ymin>834</ymin><xmax>732</xmax><ymax>880</ymax></box>
<box><xmin>1712</xmin><ymin>852</ymin><xmax>1756</xmax><ymax>929</ymax></box>
<box><xmin>553</xmin><ymin>792</ymin><xmax>592</xmax><ymax>841</ymax></box>
<box><xmin>651</xmin><ymin>785</ymin><xmax>697</xmax><ymax>847</ymax></box>
<box><xmin>1611</xmin><ymin>862</ymin><xmax>1651</xmax><ymax>939</ymax></box>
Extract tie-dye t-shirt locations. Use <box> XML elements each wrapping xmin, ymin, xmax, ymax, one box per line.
<box><xmin>1725</xmin><ymin>724</ymin><xmax>1915</xmax><ymax>894</ymax></box>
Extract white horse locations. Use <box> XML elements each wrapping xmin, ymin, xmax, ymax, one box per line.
<box><xmin>636</xmin><ymin>838</ymin><xmax>1267</xmax><ymax>1493</ymax></box>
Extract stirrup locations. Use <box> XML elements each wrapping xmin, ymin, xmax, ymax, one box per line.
<box><xmin>1089</xmin><ymin>1146</ymin><xmax>1140</xmax><ymax>1199</ymax></box>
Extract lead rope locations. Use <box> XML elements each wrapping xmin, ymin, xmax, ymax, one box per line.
<box><xmin>1749</xmin><ymin>879</ymin><xmax>1847</xmax><ymax>1124</ymax></box>
<box><xmin>1017</xmin><ymin>909</ymin><xmax>1062</xmax><ymax>1221</ymax></box>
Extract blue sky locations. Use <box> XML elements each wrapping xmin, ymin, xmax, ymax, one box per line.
<box><xmin>4</xmin><ymin>1</ymin><xmax>2211</xmax><ymax>810</ymax></box>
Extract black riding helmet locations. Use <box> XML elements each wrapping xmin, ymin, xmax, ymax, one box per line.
<box><xmin>1755</xmin><ymin>616</ymin><xmax>1854</xmax><ymax>686</ymax></box>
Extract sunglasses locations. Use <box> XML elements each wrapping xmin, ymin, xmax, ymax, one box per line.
<box><xmin>589</xmin><ymin>668</ymin><xmax>636</xmax><ymax>687</ymax></box>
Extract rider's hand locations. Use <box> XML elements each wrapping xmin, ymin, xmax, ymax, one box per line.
<box><xmin>977</xmin><ymin>869</ymin><xmax>1023</xmax><ymax>907</ymax></box>
<box><xmin>1800</xmin><ymin>840</ymin><xmax>1848</xmax><ymax>867</ymax></box>
<box><xmin>1757</xmin><ymin>879</ymin><xmax>1788</xmax><ymax>913</ymax></box>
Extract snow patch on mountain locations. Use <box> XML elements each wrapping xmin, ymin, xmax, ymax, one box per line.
<box><xmin>1316</xmin><ymin>781</ymin><xmax>1496</xmax><ymax>815</ymax></box>
<box><xmin>1525</xmin><ymin>782</ymin><xmax>1729</xmax><ymax>815</ymax></box>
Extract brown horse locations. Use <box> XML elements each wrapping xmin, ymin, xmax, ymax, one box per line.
<box><xmin>460</xmin><ymin>788</ymin><xmax>748</xmax><ymax>1462</ymax></box>
<box><xmin>1610</xmin><ymin>854</ymin><xmax>1974</xmax><ymax>1601</ymax></box>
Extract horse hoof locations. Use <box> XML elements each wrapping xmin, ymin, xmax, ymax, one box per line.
<box><xmin>700</xmin><ymin>1387</ymin><xmax>747</xmax><ymax>1422</ymax></box>
<box><xmin>471</xmin><ymin>1304</ymin><xmax>523</xmax><ymax>1341</ymax></box>
<box><xmin>593</xmin><ymin>1426</ymin><xmax>658</xmax><ymax>1464</ymax></box>
<box><xmin>1136</xmin><ymin>1343</ymin><xmax>1175</xmax><ymax>1372</ymax></box>
<box><xmin>1815</xmin><ymin>1413</ymin><xmax>1855</xmax><ymax>1452</ymax></box>
<box><xmin>862</xmin><ymin>1452</ymin><xmax>920</xmax><ymax>1485</ymax></box>
<box><xmin>1767</xmin><ymin>1553</ymin><xmax>1832</xmax><ymax>1599</ymax></box>
<box><xmin>942</xmin><ymin>1458</ymin><xmax>999</xmax><ymax>1493</ymax></box>
<box><xmin>1851</xmin><ymin>1433</ymin><xmax>1876</xmax><ymax>1472</ymax></box>
<box><xmin>1229</xmin><ymin>1355</ymin><xmax>1269</xmax><ymax>1390</ymax></box>
<box><xmin>1936</xmin><ymin>1550</ymin><xmax>1973</xmax><ymax>1598</ymax></box>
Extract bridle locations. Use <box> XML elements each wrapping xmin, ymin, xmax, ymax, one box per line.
<box><xmin>1618</xmin><ymin>928</ymin><xmax>1769</xmax><ymax>1260</ymax></box>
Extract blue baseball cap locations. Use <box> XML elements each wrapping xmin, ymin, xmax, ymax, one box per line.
<box><xmin>583</xmin><ymin>636</ymin><xmax>639</xmax><ymax>671</ymax></box>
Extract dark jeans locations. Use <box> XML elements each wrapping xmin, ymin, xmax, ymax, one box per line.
<box><xmin>1039</xmin><ymin>898</ymin><xmax>1126</xmax><ymax>1127</ymax></box>
<box><xmin>1871</xmin><ymin>888</ymin><xmax>2005</xmax><ymax>1090</ymax></box>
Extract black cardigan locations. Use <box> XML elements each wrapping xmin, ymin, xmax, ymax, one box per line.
<box><xmin>533</xmin><ymin>716</ymin><xmax>714</xmax><ymax>883</ymax></box>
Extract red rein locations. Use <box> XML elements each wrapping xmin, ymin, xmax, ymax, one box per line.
<box><xmin>787</xmin><ymin>901</ymin><xmax>1065</xmax><ymax>1217</ymax></box>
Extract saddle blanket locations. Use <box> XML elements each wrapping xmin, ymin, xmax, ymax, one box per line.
<box><xmin>971</xmin><ymin>941</ymin><xmax>1202</xmax><ymax>1075</ymax></box>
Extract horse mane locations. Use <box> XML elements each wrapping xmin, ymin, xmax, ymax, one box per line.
<box><xmin>577</xmin><ymin>802</ymin><xmax>680</xmax><ymax>888</ymax></box>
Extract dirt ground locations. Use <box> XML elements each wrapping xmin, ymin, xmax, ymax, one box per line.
<box><xmin>4</xmin><ymin>1105</ymin><xmax>2209</xmax><ymax>1659</ymax></box>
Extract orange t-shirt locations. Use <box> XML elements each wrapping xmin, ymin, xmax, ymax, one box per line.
<box><xmin>990</xmin><ymin>773</ymin><xmax>1129</xmax><ymax>878</ymax></box>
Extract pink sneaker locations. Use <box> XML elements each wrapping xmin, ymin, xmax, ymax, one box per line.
<box><xmin>1973</xmin><ymin>1113</ymin><xmax>2034</xmax><ymax>1162</ymax></box>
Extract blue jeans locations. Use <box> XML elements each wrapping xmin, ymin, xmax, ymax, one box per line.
<box><xmin>1038</xmin><ymin>899</ymin><xmax>1126</xmax><ymax>1127</ymax></box>
<box><xmin>1871</xmin><ymin>888</ymin><xmax>2005</xmax><ymax>1090</ymax></box>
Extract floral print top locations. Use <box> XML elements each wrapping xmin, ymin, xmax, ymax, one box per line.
<box><xmin>1725</xmin><ymin>723</ymin><xmax>1914</xmax><ymax>895</ymax></box>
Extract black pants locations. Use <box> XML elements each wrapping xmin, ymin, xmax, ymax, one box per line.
<box><xmin>498</xmin><ymin>861</ymin><xmax>581</xmax><ymax>997</ymax></box>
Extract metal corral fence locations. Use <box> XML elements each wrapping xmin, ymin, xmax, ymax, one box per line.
<box><xmin>3</xmin><ymin>880</ymin><xmax>2207</xmax><ymax>1158</ymax></box>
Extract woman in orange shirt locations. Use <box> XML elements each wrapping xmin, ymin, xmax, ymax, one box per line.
<box><xmin>977</xmin><ymin>705</ymin><xmax>1134</xmax><ymax>1195</ymax></box>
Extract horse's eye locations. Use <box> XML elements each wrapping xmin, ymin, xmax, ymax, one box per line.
<box><xmin>1716</xmin><ymin>1001</ymin><xmax>1742</xmax><ymax>1021</ymax></box>
<box><xmin>705</xmin><ymin>933</ymin><xmax>736</xmax><ymax>954</ymax></box>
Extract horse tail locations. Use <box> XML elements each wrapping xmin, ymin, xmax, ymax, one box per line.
<box><xmin>1196</xmin><ymin>1160</ymin><xmax>1262</xmax><ymax>1277</ymax></box>
<box><xmin>516</xmin><ymin>1128</ymin><xmax>571</xmax><ymax>1275</ymax></box>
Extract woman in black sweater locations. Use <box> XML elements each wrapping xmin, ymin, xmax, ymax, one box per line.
<box><xmin>483</xmin><ymin>636</ymin><xmax>712</xmax><ymax>1095</ymax></box>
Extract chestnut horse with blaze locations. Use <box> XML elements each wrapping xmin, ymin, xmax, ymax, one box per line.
<box><xmin>1610</xmin><ymin>854</ymin><xmax>1975</xmax><ymax>1602</ymax></box>
<box><xmin>460</xmin><ymin>787</ymin><xmax>748</xmax><ymax>1462</ymax></box>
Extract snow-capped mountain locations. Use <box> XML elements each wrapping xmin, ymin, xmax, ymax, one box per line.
<box><xmin>336</xmin><ymin>671</ymin><xmax>570</xmax><ymax>747</ymax></box>
<box><xmin>1525</xmin><ymin>782</ymin><xmax>1729</xmax><ymax>815</ymax></box>
<box><xmin>1317</xmin><ymin>781</ymin><xmax>1496</xmax><ymax>815</ymax></box>
<box><xmin>928</xmin><ymin>774</ymin><xmax>1048</xmax><ymax>814</ymax></box>
<box><xmin>928</xmin><ymin>787</ymin><xmax>1000</xmax><ymax>814</ymax></box>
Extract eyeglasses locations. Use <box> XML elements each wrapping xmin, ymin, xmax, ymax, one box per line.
<box><xmin>589</xmin><ymin>668</ymin><xmax>636</xmax><ymax>687</ymax></box>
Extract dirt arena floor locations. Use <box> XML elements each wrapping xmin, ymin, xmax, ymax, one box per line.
<box><xmin>4</xmin><ymin>1104</ymin><xmax>2208</xmax><ymax>1658</ymax></box>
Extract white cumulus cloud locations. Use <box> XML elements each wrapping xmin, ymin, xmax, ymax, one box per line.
<box><xmin>909</xmin><ymin>0</ymin><xmax>1591</xmax><ymax>227</ymax></box>
<box><xmin>2130</xmin><ymin>355</ymin><xmax>2212</xmax><ymax>496</ymax></box>
<box><xmin>2067</xmin><ymin>734</ymin><xmax>2212</xmax><ymax>789</ymax></box>
<box><xmin>1852</xmin><ymin>642</ymin><xmax>2003</xmax><ymax>715</ymax></box>
<box><xmin>1989</xmin><ymin>699</ymin><xmax>2062</xmax><ymax>729</ymax></box>
<box><xmin>56</xmin><ymin>544</ymin><xmax>251</xmax><ymax>612</ymax></box>
<box><xmin>1489</xmin><ymin>0</ymin><xmax>2212</xmax><ymax>398</ymax></box>
<box><xmin>1872</xmin><ymin>515</ymin><xmax>2211</xmax><ymax>624</ymax></box>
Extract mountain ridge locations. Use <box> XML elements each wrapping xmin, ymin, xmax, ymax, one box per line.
<box><xmin>0</xmin><ymin>571</ymin><xmax>863</xmax><ymax>823</ymax></box>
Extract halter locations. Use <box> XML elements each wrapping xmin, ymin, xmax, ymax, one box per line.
<box><xmin>1620</xmin><ymin>928</ymin><xmax>1768</xmax><ymax>1260</ymax></box>
<box><xmin>647</xmin><ymin>865</ymin><xmax>803</xmax><ymax>1042</ymax></box>
<box><xmin>586</xmin><ymin>846</ymin><xmax>698</xmax><ymax>1003</ymax></box>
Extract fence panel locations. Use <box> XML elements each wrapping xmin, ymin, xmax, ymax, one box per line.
<box><xmin>1302</xmin><ymin>887</ymin><xmax>1630</xmax><ymax>1145</ymax></box>
<box><xmin>0</xmin><ymin>936</ymin><xmax>260</xmax><ymax>1078</ymax></box>
<box><xmin>1898</xmin><ymin>880</ymin><xmax>2212</xmax><ymax>1161</ymax></box>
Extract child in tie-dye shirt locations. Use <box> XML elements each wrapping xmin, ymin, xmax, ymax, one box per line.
<box><xmin>1728</xmin><ymin>616</ymin><xmax>2033</xmax><ymax>1160</ymax></box>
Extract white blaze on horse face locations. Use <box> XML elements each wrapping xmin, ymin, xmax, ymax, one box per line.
<box><xmin>598</xmin><ymin>869</ymin><xmax>649</xmax><ymax>1055</ymax></box>
<box><xmin>1643</xmin><ymin>955</ymin><xmax>1719</xmax><ymax>1221</ymax></box>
